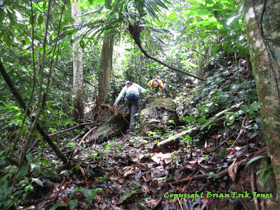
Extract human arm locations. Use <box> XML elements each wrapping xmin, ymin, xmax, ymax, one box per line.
<box><xmin>161</xmin><ymin>86</ymin><xmax>165</xmax><ymax>97</ymax></box>
<box><xmin>114</xmin><ymin>86</ymin><xmax>127</xmax><ymax>105</ymax></box>
<box><xmin>158</xmin><ymin>80</ymin><xmax>165</xmax><ymax>96</ymax></box>
<box><xmin>146</xmin><ymin>80</ymin><xmax>152</xmax><ymax>90</ymax></box>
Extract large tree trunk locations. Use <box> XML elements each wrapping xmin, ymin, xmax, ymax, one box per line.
<box><xmin>243</xmin><ymin>1</ymin><xmax>280</xmax><ymax>208</ymax></box>
<box><xmin>97</xmin><ymin>34</ymin><xmax>114</xmax><ymax>107</ymax></box>
<box><xmin>71</xmin><ymin>1</ymin><xmax>84</xmax><ymax>122</ymax></box>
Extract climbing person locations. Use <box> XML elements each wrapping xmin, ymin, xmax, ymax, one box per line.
<box><xmin>113</xmin><ymin>81</ymin><xmax>146</xmax><ymax>132</ymax></box>
<box><xmin>146</xmin><ymin>76</ymin><xmax>165</xmax><ymax>97</ymax></box>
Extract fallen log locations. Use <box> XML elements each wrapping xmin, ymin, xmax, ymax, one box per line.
<box><xmin>91</xmin><ymin>112</ymin><xmax>128</xmax><ymax>143</ymax></box>
<box><xmin>153</xmin><ymin>115</ymin><xmax>227</xmax><ymax>151</ymax></box>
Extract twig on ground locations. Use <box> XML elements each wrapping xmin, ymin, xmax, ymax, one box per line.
<box><xmin>169</xmin><ymin>149</ymin><xmax>266</xmax><ymax>186</ymax></box>
<box><xmin>169</xmin><ymin>183</ymin><xmax>183</xmax><ymax>210</ymax></box>
<box><xmin>68</xmin><ymin>126</ymin><xmax>96</xmax><ymax>161</ymax></box>
<box><xmin>53</xmin><ymin>178</ymin><xmax>66</xmax><ymax>204</ymax></box>
<box><xmin>250</xmin><ymin>169</ymin><xmax>260</xmax><ymax>210</ymax></box>
<box><xmin>151</xmin><ymin>196</ymin><xmax>163</xmax><ymax>210</ymax></box>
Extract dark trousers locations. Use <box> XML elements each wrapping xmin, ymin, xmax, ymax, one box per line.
<box><xmin>125</xmin><ymin>98</ymin><xmax>140</xmax><ymax>131</ymax></box>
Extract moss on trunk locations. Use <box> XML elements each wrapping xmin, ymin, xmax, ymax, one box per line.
<box><xmin>243</xmin><ymin>0</ymin><xmax>280</xmax><ymax>208</ymax></box>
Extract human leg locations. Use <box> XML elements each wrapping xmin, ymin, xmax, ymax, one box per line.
<box><xmin>130</xmin><ymin>99</ymin><xmax>140</xmax><ymax>130</ymax></box>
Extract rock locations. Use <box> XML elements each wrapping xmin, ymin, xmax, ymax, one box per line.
<box><xmin>140</xmin><ymin>97</ymin><xmax>179</xmax><ymax>132</ymax></box>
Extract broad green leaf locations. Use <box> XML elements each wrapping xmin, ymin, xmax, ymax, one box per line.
<box><xmin>69</xmin><ymin>199</ymin><xmax>78</xmax><ymax>208</ymax></box>
<box><xmin>249</xmin><ymin>101</ymin><xmax>260</xmax><ymax>112</ymax></box>
<box><xmin>38</xmin><ymin>15</ymin><xmax>43</xmax><ymax>25</ymax></box>
<box><xmin>184</xmin><ymin>116</ymin><xmax>194</xmax><ymax>122</ymax></box>
<box><xmin>119</xmin><ymin>190</ymin><xmax>137</xmax><ymax>204</ymax></box>
<box><xmin>30</xmin><ymin>14</ymin><xmax>36</xmax><ymax>25</ymax></box>
<box><xmin>260</xmin><ymin>170</ymin><xmax>273</xmax><ymax>188</ymax></box>
<box><xmin>31</xmin><ymin>178</ymin><xmax>43</xmax><ymax>186</ymax></box>
<box><xmin>18</xmin><ymin>165</ymin><xmax>29</xmax><ymax>179</ymax></box>
<box><xmin>212</xmin><ymin>45</ymin><xmax>220</xmax><ymax>55</ymax></box>
<box><xmin>70</xmin><ymin>188</ymin><xmax>87</xmax><ymax>198</ymax></box>
<box><xmin>194</xmin><ymin>20</ymin><xmax>219</xmax><ymax>26</ymax></box>
<box><xmin>184</xmin><ymin>135</ymin><xmax>192</xmax><ymax>141</ymax></box>
<box><xmin>49</xmin><ymin>202</ymin><xmax>65</xmax><ymax>210</ymax></box>
<box><xmin>0</xmin><ymin>11</ymin><xmax>4</xmax><ymax>23</ymax></box>
<box><xmin>184</xmin><ymin>11</ymin><xmax>210</xmax><ymax>17</ymax></box>
<box><xmin>245</xmin><ymin>156</ymin><xmax>264</xmax><ymax>169</ymax></box>
<box><xmin>105</xmin><ymin>0</ymin><xmax>112</xmax><ymax>9</ymax></box>
<box><xmin>169</xmin><ymin>12</ymin><xmax>176</xmax><ymax>20</ymax></box>
<box><xmin>196</xmin><ymin>118</ymin><xmax>207</xmax><ymax>122</ymax></box>
<box><xmin>25</xmin><ymin>37</ymin><xmax>30</xmax><ymax>45</ymax></box>
<box><xmin>200</xmin><ymin>108</ymin><xmax>231</xmax><ymax>131</ymax></box>
<box><xmin>92</xmin><ymin>188</ymin><xmax>104</xmax><ymax>199</ymax></box>
<box><xmin>43</xmin><ymin>0</ymin><xmax>47</xmax><ymax>10</ymax></box>
<box><xmin>187</xmin><ymin>6</ymin><xmax>208</xmax><ymax>10</ymax></box>
<box><xmin>26</xmin><ymin>153</ymin><xmax>33</xmax><ymax>162</ymax></box>
<box><xmin>31</xmin><ymin>163</ymin><xmax>41</xmax><ymax>177</ymax></box>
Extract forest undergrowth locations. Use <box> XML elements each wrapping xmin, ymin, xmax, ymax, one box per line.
<box><xmin>0</xmin><ymin>62</ymin><xmax>274</xmax><ymax>210</ymax></box>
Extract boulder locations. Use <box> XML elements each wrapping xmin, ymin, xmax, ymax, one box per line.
<box><xmin>140</xmin><ymin>97</ymin><xmax>179</xmax><ymax>132</ymax></box>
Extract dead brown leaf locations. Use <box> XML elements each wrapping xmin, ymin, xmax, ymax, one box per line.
<box><xmin>151</xmin><ymin>180</ymin><xmax>158</xmax><ymax>188</ymax></box>
<box><xmin>228</xmin><ymin>158</ymin><xmax>238</xmax><ymax>183</ymax></box>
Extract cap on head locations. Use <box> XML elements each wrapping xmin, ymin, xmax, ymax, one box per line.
<box><xmin>126</xmin><ymin>81</ymin><xmax>132</xmax><ymax>84</ymax></box>
<box><xmin>155</xmin><ymin>76</ymin><xmax>160</xmax><ymax>79</ymax></box>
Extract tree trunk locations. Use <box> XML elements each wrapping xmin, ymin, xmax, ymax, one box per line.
<box><xmin>243</xmin><ymin>1</ymin><xmax>280</xmax><ymax>208</ymax></box>
<box><xmin>97</xmin><ymin>34</ymin><xmax>114</xmax><ymax>107</ymax></box>
<box><xmin>71</xmin><ymin>1</ymin><xmax>84</xmax><ymax>122</ymax></box>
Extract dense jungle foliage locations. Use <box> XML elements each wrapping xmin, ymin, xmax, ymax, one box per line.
<box><xmin>0</xmin><ymin>0</ymin><xmax>279</xmax><ymax>209</ymax></box>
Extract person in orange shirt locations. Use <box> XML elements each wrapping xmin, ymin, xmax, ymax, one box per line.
<box><xmin>146</xmin><ymin>76</ymin><xmax>165</xmax><ymax>96</ymax></box>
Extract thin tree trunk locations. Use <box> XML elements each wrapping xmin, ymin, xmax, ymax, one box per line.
<box><xmin>72</xmin><ymin>1</ymin><xmax>84</xmax><ymax>122</ymax></box>
<box><xmin>97</xmin><ymin>34</ymin><xmax>114</xmax><ymax>107</ymax></box>
<box><xmin>0</xmin><ymin>60</ymin><xmax>68</xmax><ymax>165</ymax></box>
<box><xmin>243</xmin><ymin>1</ymin><xmax>280</xmax><ymax>208</ymax></box>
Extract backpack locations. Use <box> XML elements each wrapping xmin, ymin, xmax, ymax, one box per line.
<box><xmin>125</xmin><ymin>84</ymin><xmax>140</xmax><ymax>99</ymax></box>
<box><xmin>151</xmin><ymin>79</ymin><xmax>160</xmax><ymax>90</ymax></box>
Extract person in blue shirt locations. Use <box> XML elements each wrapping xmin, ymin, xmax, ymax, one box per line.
<box><xmin>113</xmin><ymin>81</ymin><xmax>146</xmax><ymax>132</ymax></box>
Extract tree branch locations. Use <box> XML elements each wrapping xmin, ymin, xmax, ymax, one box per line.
<box><xmin>0</xmin><ymin>60</ymin><xmax>68</xmax><ymax>165</ymax></box>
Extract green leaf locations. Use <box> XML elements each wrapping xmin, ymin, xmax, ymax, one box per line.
<box><xmin>70</xmin><ymin>188</ymin><xmax>87</xmax><ymax>198</ymax></box>
<box><xmin>49</xmin><ymin>202</ymin><xmax>65</xmax><ymax>210</ymax></box>
<box><xmin>184</xmin><ymin>11</ymin><xmax>210</xmax><ymax>17</ymax></box>
<box><xmin>25</xmin><ymin>37</ymin><xmax>30</xmax><ymax>45</ymax></box>
<box><xmin>196</xmin><ymin>118</ymin><xmax>207</xmax><ymax>122</ymax></box>
<box><xmin>31</xmin><ymin>163</ymin><xmax>41</xmax><ymax>177</ymax></box>
<box><xmin>30</xmin><ymin>14</ymin><xmax>36</xmax><ymax>25</ymax></box>
<box><xmin>119</xmin><ymin>190</ymin><xmax>137</xmax><ymax>204</ymax></box>
<box><xmin>245</xmin><ymin>156</ymin><xmax>264</xmax><ymax>169</ymax></box>
<box><xmin>184</xmin><ymin>116</ymin><xmax>194</xmax><ymax>122</ymax></box>
<box><xmin>38</xmin><ymin>15</ymin><xmax>43</xmax><ymax>25</ymax></box>
<box><xmin>105</xmin><ymin>0</ymin><xmax>112</xmax><ymax>9</ymax></box>
<box><xmin>31</xmin><ymin>178</ymin><xmax>43</xmax><ymax>186</ymax></box>
<box><xmin>194</xmin><ymin>20</ymin><xmax>219</xmax><ymax>26</ymax></box>
<box><xmin>18</xmin><ymin>165</ymin><xmax>29</xmax><ymax>179</ymax></box>
<box><xmin>26</xmin><ymin>153</ymin><xmax>33</xmax><ymax>162</ymax></box>
<box><xmin>249</xmin><ymin>101</ymin><xmax>260</xmax><ymax>112</ymax></box>
<box><xmin>69</xmin><ymin>199</ymin><xmax>78</xmax><ymax>208</ymax></box>
<box><xmin>43</xmin><ymin>0</ymin><xmax>47</xmax><ymax>10</ymax></box>
<box><xmin>0</xmin><ymin>10</ymin><xmax>4</xmax><ymax>23</ymax></box>
<box><xmin>200</xmin><ymin>108</ymin><xmax>231</xmax><ymax>131</ymax></box>
<box><xmin>169</xmin><ymin>12</ymin><xmax>176</xmax><ymax>20</ymax></box>
<box><xmin>212</xmin><ymin>45</ymin><xmax>220</xmax><ymax>55</ymax></box>
<box><xmin>260</xmin><ymin>170</ymin><xmax>273</xmax><ymax>188</ymax></box>
<box><xmin>92</xmin><ymin>188</ymin><xmax>104</xmax><ymax>199</ymax></box>
<box><xmin>184</xmin><ymin>135</ymin><xmax>192</xmax><ymax>141</ymax></box>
